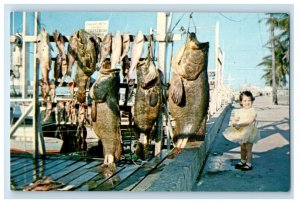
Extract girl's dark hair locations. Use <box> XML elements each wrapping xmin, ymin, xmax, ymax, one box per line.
<box><xmin>239</xmin><ymin>91</ymin><xmax>255</xmax><ymax>105</ymax></box>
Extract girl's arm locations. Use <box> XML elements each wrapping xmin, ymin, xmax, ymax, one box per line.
<box><xmin>231</xmin><ymin>110</ymin><xmax>240</xmax><ymax>126</ymax></box>
<box><xmin>234</xmin><ymin>109</ymin><xmax>256</xmax><ymax>128</ymax></box>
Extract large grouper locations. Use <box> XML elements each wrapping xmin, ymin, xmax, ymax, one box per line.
<box><xmin>71</xmin><ymin>29</ymin><xmax>98</xmax><ymax>103</ymax></box>
<box><xmin>168</xmin><ymin>32</ymin><xmax>209</xmax><ymax>158</ymax></box>
<box><xmin>131</xmin><ymin>42</ymin><xmax>162</xmax><ymax>160</ymax></box>
<box><xmin>90</xmin><ymin>60</ymin><xmax>122</xmax><ymax>177</ymax></box>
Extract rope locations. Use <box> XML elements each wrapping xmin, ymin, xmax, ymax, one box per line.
<box><xmin>170</xmin><ymin>13</ymin><xmax>186</xmax><ymax>33</ymax></box>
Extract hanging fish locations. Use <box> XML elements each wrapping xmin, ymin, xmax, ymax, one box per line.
<box><xmin>67</xmin><ymin>35</ymin><xmax>77</xmax><ymax>77</ymax></box>
<box><xmin>90</xmin><ymin>59</ymin><xmax>122</xmax><ymax>177</ymax></box>
<box><xmin>53</xmin><ymin>30</ymin><xmax>68</xmax><ymax>86</ymax></box>
<box><xmin>37</xmin><ymin>28</ymin><xmax>52</xmax><ymax>100</ymax></box>
<box><xmin>97</xmin><ymin>33</ymin><xmax>112</xmax><ymax>71</ymax></box>
<box><xmin>39</xmin><ymin>79</ymin><xmax>50</xmax><ymax>101</ymax></box>
<box><xmin>49</xmin><ymin>79</ymin><xmax>56</xmax><ymax>103</ymax></box>
<box><xmin>92</xmin><ymin>36</ymin><xmax>102</xmax><ymax>72</ymax></box>
<box><xmin>168</xmin><ymin>32</ymin><xmax>209</xmax><ymax>158</ymax></box>
<box><xmin>70</xmin><ymin>100</ymin><xmax>77</xmax><ymax>125</ymax></box>
<box><xmin>133</xmin><ymin>41</ymin><xmax>162</xmax><ymax>160</ymax></box>
<box><xmin>120</xmin><ymin>32</ymin><xmax>130</xmax><ymax>61</ymax></box>
<box><xmin>110</xmin><ymin>31</ymin><xmax>122</xmax><ymax>69</ymax></box>
<box><xmin>71</xmin><ymin>29</ymin><xmax>97</xmax><ymax>104</ymax></box>
<box><xmin>55</xmin><ymin>101</ymin><xmax>65</xmax><ymax>125</ymax></box>
<box><xmin>64</xmin><ymin>101</ymin><xmax>71</xmax><ymax>124</ymax></box>
<box><xmin>127</xmin><ymin>31</ymin><xmax>144</xmax><ymax>81</ymax></box>
<box><xmin>76</xmin><ymin>103</ymin><xmax>87</xmax><ymax>151</ymax></box>
<box><xmin>121</xmin><ymin>55</ymin><xmax>130</xmax><ymax>82</ymax></box>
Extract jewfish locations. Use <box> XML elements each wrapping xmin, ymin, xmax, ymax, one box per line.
<box><xmin>168</xmin><ymin>32</ymin><xmax>209</xmax><ymax>158</ymax></box>
<box><xmin>90</xmin><ymin>59</ymin><xmax>121</xmax><ymax>177</ymax></box>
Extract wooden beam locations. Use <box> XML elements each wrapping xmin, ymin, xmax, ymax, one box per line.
<box><xmin>21</xmin><ymin>12</ymin><xmax>27</xmax><ymax>99</ymax></box>
<box><xmin>10</xmin><ymin>103</ymin><xmax>33</xmax><ymax>137</ymax></box>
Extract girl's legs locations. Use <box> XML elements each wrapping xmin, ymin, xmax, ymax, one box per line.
<box><xmin>240</xmin><ymin>142</ymin><xmax>253</xmax><ymax>170</ymax></box>
<box><xmin>240</xmin><ymin>143</ymin><xmax>247</xmax><ymax>163</ymax></box>
<box><xmin>245</xmin><ymin>142</ymin><xmax>253</xmax><ymax>165</ymax></box>
<box><xmin>235</xmin><ymin>143</ymin><xmax>247</xmax><ymax>168</ymax></box>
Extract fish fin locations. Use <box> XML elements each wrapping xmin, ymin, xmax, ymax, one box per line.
<box><xmin>170</xmin><ymin>74</ymin><xmax>183</xmax><ymax>105</ymax></box>
<box><xmin>148</xmin><ymin>91</ymin><xmax>159</xmax><ymax>107</ymax></box>
<box><xmin>142</xmin><ymin>63</ymin><xmax>158</xmax><ymax>88</ymax></box>
<box><xmin>91</xmin><ymin>101</ymin><xmax>97</xmax><ymax>122</ymax></box>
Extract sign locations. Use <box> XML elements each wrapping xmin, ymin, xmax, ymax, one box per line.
<box><xmin>85</xmin><ymin>21</ymin><xmax>109</xmax><ymax>39</ymax></box>
<box><xmin>208</xmin><ymin>70</ymin><xmax>216</xmax><ymax>90</ymax></box>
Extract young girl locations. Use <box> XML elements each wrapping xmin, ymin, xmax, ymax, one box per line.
<box><xmin>223</xmin><ymin>91</ymin><xmax>260</xmax><ymax>171</ymax></box>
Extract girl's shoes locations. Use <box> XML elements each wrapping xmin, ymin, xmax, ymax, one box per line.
<box><xmin>241</xmin><ymin>163</ymin><xmax>253</xmax><ymax>171</ymax></box>
<box><xmin>234</xmin><ymin>162</ymin><xmax>246</xmax><ymax>169</ymax></box>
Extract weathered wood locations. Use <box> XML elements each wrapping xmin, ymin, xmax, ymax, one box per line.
<box><xmin>10</xmin><ymin>157</ymin><xmax>31</xmax><ymax>168</ymax></box>
<box><xmin>51</xmin><ymin>161</ymin><xmax>87</xmax><ymax>181</ymax></box>
<box><xmin>75</xmin><ymin>166</ymin><xmax>125</xmax><ymax>191</ymax></box>
<box><xmin>59</xmin><ymin>171</ymin><xmax>99</xmax><ymax>191</ymax></box>
<box><xmin>131</xmin><ymin>150</ymin><xmax>173</xmax><ymax>191</ymax></box>
<box><xmin>14</xmin><ymin>159</ymin><xmax>75</xmax><ymax>188</ymax></box>
<box><xmin>10</xmin><ymin>157</ymin><xmax>19</xmax><ymax>162</ymax></box>
<box><xmin>11</xmin><ymin>159</ymin><xmax>51</xmax><ymax>177</ymax></box>
<box><xmin>56</xmin><ymin>161</ymin><xmax>101</xmax><ymax>184</ymax></box>
<box><xmin>113</xmin><ymin>150</ymin><xmax>169</xmax><ymax>191</ymax></box>
<box><xmin>12</xmin><ymin>159</ymin><xmax>47</xmax><ymax>188</ymax></box>
<box><xmin>94</xmin><ymin>164</ymin><xmax>139</xmax><ymax>191</ymax></box>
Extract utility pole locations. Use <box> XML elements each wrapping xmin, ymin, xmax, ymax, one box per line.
<box><xmin>270</xmin><ymin>14</ymin><xmax>278</xmax><ymax>105</ymax></box>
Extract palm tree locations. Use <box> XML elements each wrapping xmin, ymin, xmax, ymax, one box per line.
<box><xmin>258</xmin><ymin>13</ymin><xmax>289</xmax><ymax>105</ymax></box>
<box><xmin>257</xmin><ymin>39</ymin><xmax>289</xmax><ymax>88</ymax></box>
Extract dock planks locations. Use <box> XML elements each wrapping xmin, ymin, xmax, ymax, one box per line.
<box><xmin>10</xmin><ymin>150</ymin><xmax>170</xmax><ymax>191</ymax></box>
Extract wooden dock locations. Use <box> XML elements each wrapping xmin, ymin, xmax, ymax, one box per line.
<box><xmin>10</xmin><ymin>149</ymin><xmax>173</xmax><ymax>191</ymax></box>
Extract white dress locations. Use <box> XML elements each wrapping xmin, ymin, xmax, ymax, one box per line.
<box><xmin>223</xmin><ymin>107</ymin><xmax>260</xmax><ymax>144</ymax></box>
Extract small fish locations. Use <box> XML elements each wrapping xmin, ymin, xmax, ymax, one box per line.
<box><xmin>68</xmin><ymin>79</ymin><xmax>75</xmax><ymax>98</ymax></box>
<box><xmin>64</xmin><ymin>101</ymin><xmax>71</xmax><ymax>124</ymax></box>
<box><xmin>39</xmin><ymin>79</ymin><xmax>50</xmax><ymax>101</ymax></box>
<box><xmin>93</xmin><ymin>36</ymin><xmax>102</xmax><ymax>71</ymax></box>
<box><xmin>53</xmin><ymin>31</ymin><xmax>68</xmax><ymax>86</ymax></box>
<box><xmin>55</xmin><ymin>101</ymin><xmax>65</xmax><ymax>124</ymax></box>
<box><xmin>43</xmin><ymin>100</ymin><xmax>53</xmax><ymax>123</ymax></box>
<box><xmin>67</xmin><ymin>35</ymin><xmax>77</xmax><ymax>77</ymax></box>
<box><xmin>97</xmin><ymin>33</ymin><xmax>112</xmax><ymax>70</ymax></box>
<box><xmin>120</xmin><ymin>32</ymin><xmax>130</xmax><ymax>61</ymax></box>
<box><xmin>37</xmin><ymin>28</ymin><xmax>51</xmax><ymax>97</ymax></box>
<box><xmin>52</xmin><ymin>30</ymin><xmax>66</xmax><ymax>59</ymax></box>
<box><xmin>110</xmin><ymin>31</ymin><xmax>122</xmax><ymax>69</ymax></box>
<box><xmin>70</xmin><ymin>101</ymin><xmax>77</xmax><ymax>125</ymax></box>
<box><xmin>128</xmin><ymin>31</ymin><xmax>144</xmax><ymax>80</ymax></box>
<box><xmin>121</xmin><ymin>55</ymin><xmax>130</xmax><ymax>82</ymax></box>
<box><xmin>49</xmin><ymin>79</ymin><xmax>56</xmax><ymax>103</ymax></box>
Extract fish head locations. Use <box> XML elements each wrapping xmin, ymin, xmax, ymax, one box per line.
<box><xmin>123</xmin><ymin>32</ymin><xmax>130</xmax><ymax>42</ymax></box>
<box><xmin>187</xmin><ymin>32</ymin><xmax>209</xmax><ymax>53</ymax></box>
<box><xmin>102</xmin><ymin>33</ymin><xmax>112</xmax><ymax>44</ymax></box>
<box><xmin>134</xmin><ymin>31</ymin><xmax>144</xmax><ymax>43</ymax></box>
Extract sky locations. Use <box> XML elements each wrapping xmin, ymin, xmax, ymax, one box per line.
<box><xmin>9</xmin><ymin>11</ymin><xmax>273</xmax><ymax>91</ymax></box>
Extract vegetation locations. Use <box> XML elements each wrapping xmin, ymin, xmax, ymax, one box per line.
<box><xmin>258</xmin><ymin>13</ymin><xmax>289</xmax><ymax>104</ymax></box>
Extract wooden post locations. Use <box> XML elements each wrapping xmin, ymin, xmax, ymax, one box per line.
<box><xmin>33</xmin><ymin>12</ymin><xmax>46</xmax><ymax>158</ymax></box>
<box><xmin>155</xmin><ymin>12</ymin><xmax>168</xmax><ymax>156</ymax></box>
<box><xmin>21</xmin><ymin>12</ymin><xmax>28</xmax><ymax>99</ymax></box>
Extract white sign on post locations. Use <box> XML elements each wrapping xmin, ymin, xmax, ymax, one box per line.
<box><xmin>85</xmin><ymin>21</ymin><xmax>109</xmax><ymax>39</ymax></box>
